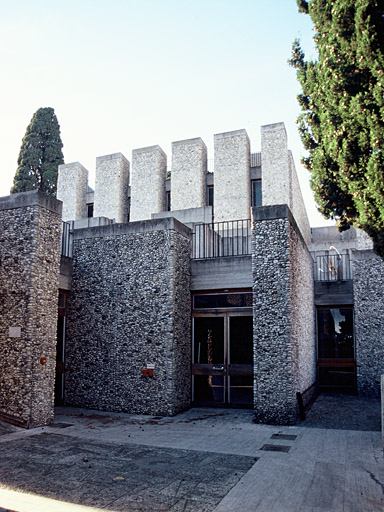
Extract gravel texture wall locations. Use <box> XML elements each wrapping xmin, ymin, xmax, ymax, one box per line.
<box><xmin>64</xmin><ymin>218</ymin><xmax>191</xmax><ymax>416</ymax></box>
<box><xmin>0</xmin><ymin>191</ymin><xmax>62</xmax><ymax>427</ymax></box>
<box><xmin>353</xmin><ymin>250</ymin><xmax>384</xmax><ymax>397</ymax></box>
<box><xmin>252</xmin><ymin>205</ymin><xmax>315</xmax><ymax>425</ymax></box>
<box><xmin>94</xmin><ymin>153</ymin><xmax>129</xmax><ymax>223</ymax></box>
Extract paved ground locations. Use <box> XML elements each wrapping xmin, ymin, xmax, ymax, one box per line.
<box><xmin>0</xmin><ymin>394</ymin><xmax>383</xmax><ymax>511</ymax></box>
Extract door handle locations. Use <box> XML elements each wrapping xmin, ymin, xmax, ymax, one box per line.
<box><xmin>212</xmin><ymin>366</ymin><xmax>224</xmax><ymax>370</ymax></box>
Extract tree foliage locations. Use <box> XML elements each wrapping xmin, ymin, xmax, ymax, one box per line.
<box><xmin>289</xmin><ymin>0</ymin><xmax>384</xmax><ymax>258</ymax></box>
<box><xmin>11</xmin><ymin>107</ymin><xmax>64</xmax><ymax>196</ymax></box>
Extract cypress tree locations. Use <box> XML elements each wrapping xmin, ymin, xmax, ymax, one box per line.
<box><xmin>290</xmin><ymin>0</ymin><xmax>384</xmax><ymax>259</ymax></box>
<box><xmin>11</xmin><ymin>107</ymin><xmax>64</xmax><ymax>196</ymax></box>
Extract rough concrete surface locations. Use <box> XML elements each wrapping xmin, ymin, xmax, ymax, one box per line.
<box><xmin>0</xmin><ymin>395</ymin><xmax>383</xmax><ymax>511</ymax></box>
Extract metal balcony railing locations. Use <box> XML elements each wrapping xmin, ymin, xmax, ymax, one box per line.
<box><xmin>314</xmin><ymin>253</ymin><xmax>351</xmax><ymax>281</ymax></box>
<box><xmin>61</xmin><ymin>221</ymin><xmax>73</xmax><ymax>258</ymax></box>
<box><xmin>192</xmin><ymin>219</ymin><xmax>251</xmax><ymax>259</ymax></box>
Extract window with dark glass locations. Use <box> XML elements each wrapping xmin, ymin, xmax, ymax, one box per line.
<box><xmin>317</xmin><ymin>307</ymin><xmax>354</xmax><ymax>359</ymax></box>
<box><xmin>207</xmin><ymin>185</ymin><xmax>214</xmax><ymax>210</ymax></box>
<box><xmin>251</xmin><ymin>180</ymin><xmax>262</xmax><ymax>207</ymax></box>
<box><xmin>87</xmin><ymin>203</ymin><xmax>94</xmax><ymax>218</ymax></box>
<box><xmin>166</xmin><ymin>191</ymin><xmax>171</xmax><ymax>211</ymax></box>
<box><xmin>193</xmin><ymin>293</ymin><xmax>252</xmax><ymax>310</ymax></box>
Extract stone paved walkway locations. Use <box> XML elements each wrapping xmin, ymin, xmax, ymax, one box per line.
<box><xmin>0</xmin><ymin>394</ymin><xmax>382</xmax><ymax>511</ymax></box>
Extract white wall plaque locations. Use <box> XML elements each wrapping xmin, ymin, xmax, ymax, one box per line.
<box><xmin>9</xmin><ymin>326</ymin><xmax>21</xmax><ymax>338</ymax></box>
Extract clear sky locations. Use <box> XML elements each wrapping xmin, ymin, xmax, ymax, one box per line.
<box><xmin>0</xmin><ymin>0</ymin><xmax>334</xmax><ymax>226</ymax></box>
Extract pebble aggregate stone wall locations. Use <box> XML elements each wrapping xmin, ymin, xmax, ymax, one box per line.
<box><xmin>252</xmin><ymin>205</ymin><xmax>315</xmax><ymax>425</ymax></box>
<box><xmin>0</xmin><ymin>191</ymin><xmax>62</xmax><ymax>427</ymax></box>
<box><xmin>64</xmin><ymin>218</ymin><xmax>191</xmax><ymax>416</ymax></box>
<box><xmin>94</xmin><ymin>153</ymin><xmax>129</xmax><ymax>223</ymax></box>
<box><xmin>353</xmin><ymin>250</ymin><xmax>384</xmax><ymax>397</ymax></box>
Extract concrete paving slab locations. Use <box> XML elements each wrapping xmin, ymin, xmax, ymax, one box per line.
<box><xmin>0</xmin><ymin>396</ymin><xmax>382</xmax><ymax>511</ymax></box>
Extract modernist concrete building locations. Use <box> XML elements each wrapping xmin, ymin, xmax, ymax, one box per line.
<box><xmin>1</xmin><ymin>122</ymin><xmax>384</xmax><ymax>428</ymax></box>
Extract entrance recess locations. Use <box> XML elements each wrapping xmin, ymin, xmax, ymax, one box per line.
<box><xmin>316</xmin><ymin>306</ymin><xmax>356</xmax><ymax>391</ymax></box>
<box><xmin>192</xmin><ymin>313</ymin><xmax>253</xmax><ymax>407</ymax></box>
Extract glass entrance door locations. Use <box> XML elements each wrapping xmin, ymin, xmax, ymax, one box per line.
<box><xmin>192</xmin><ymin>315</ymin><xmax>253</xmax><ymax>407</ymax></box>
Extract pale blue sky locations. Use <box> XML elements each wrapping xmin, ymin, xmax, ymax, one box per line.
<box><xmin>0</xmin><ymin>0</ymin><xmax>333</xmax><ymax>226</ymax></box>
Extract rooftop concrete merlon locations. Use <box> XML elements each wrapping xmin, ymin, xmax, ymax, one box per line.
<box><xmin>0</xmin><ymin>190</ymin><xmax>62</xmax><ymax>215</ymax></box>
<box><xmin>94</xmin><ymin>152</ymin><xmax>129</xmax><ymax>223</ymax></box>
<box><xmin>130</xmin><ymin>145</ymin><xmax>167</xmax><ymax>222</ymax></box>
<box><xmin>214</xmin><ymin>129</ymin><xmax>250</xmax><ymax>222</ymax></box>
<box><xmin>261</xmin><ymin>122</ymin><xmax>290</xmax><ymax>209</ymax></box>
<box><xmin>57</xmin><ymin>162</ymin><xmax>88</xmax><ymax>221</ymax></box>
<box><xmin>288</xmin><ymin>150</ymin><xmax>311</xmax><ymax>244</ymax></box>
<box><xmin>171</xmin><ymin>137</ymin><xmax>207</xmax><ymax>211</ymax></box>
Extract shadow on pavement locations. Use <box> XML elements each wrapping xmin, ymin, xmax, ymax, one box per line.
<box><xmin>299</xmin><ymin>392</ymin><xmax>381</xmax><ymax>431</ymax></box>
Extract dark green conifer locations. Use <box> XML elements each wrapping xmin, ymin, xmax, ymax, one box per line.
<box><xmin>11</xmin><ymin>107</ymin><xmax>64</xmax><ymax>196</ymax></box>
<box><xmin>289</xmin><ymin>0</ymin><xmax>384</xmax><ymax>258</ymax></box>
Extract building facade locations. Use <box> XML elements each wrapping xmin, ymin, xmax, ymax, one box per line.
<box><xmin>1</xmin><ymin>122</ymin><xmax>384</xmax><ymax>428</ymax></box>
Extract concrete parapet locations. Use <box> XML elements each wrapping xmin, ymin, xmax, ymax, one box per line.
<box><xmin>130</xmin><ymin>145</ymin><xmax>167</xmax><ymax>222</ymax></box>
<box><xmin>152</xmin><ymin>206</ymin><xmax>212</xmax><ymax>226</ymax></box>
<box><xmin>57</xmin><ymin>162</ymin><xmax>88</xmax><ymax>221</ymax></box>
<box><xmin>214</xmin><ymin>129</ymin><xmax>250</xmax><ymax>222</ymax></box>
<box><xmin>171</xmin><ymin>137</ymin><xmax>207</xmax><ymax>211</ymax></box>
<box><xmin>94</xmin><ymin>153</ymin><xmax>129</xmax><ymax>223</ymax></box>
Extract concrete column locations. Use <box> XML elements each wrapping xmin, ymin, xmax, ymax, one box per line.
<box><xmin>0</xmin><ymin>191</ymin><xmax>62</xmax><ymax>427</ymax></box>
<box><xmin>57</xmin><ymin>162</ymin><xmax>88</xmax><ymax>221</ymax></box>
<box><xmin>130</xmin><ymin>145</ymin><xmax>167</xmax><ymax>222</ymax></box>
<box><xmin>171</xmin><ymin>137</ymin><xmax>207</xmax><ymax>211</ymax></box>
<box><xmin>94</xmin><ymin>153</ymin><xmax>129</xmax><ymax>223</ymax></box>
<box><xmin>214</xmin><ymin>129</ymin><xmax>250</xmax><ymax>222</ymax></box>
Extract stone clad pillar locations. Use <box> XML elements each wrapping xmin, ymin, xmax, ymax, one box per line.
<box><xmin>94</xmin><ymin>153</ymin><xmax>129</xmax><ymax>223</ymax></box>
<box><xmin>252</xmin><ymin>205</ymin><xmax>315</xmax><ymax>425</ymax></box>
<box><xmin>130</xmin><ymin>145</ymin><xmax>167</xmax><ymax>222</ymax></box>
<box><xmin>214</xmin><ymin>129</ymin><xmax>250</xmax><ymax>222</ymax></box>
<box><xmin>57</xmin><ymin>162</ymin><xmax>88</xmax><ymax>221</ymax></box>
<box><xmin>0</xmin><ymin>191</ymin><xmax>62</xmax><ymax>427</ymax></box>
<box><xmin>171</xmin><ymin>138</ymin><xmax>207</xmax><ymax>211</ymax></box>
